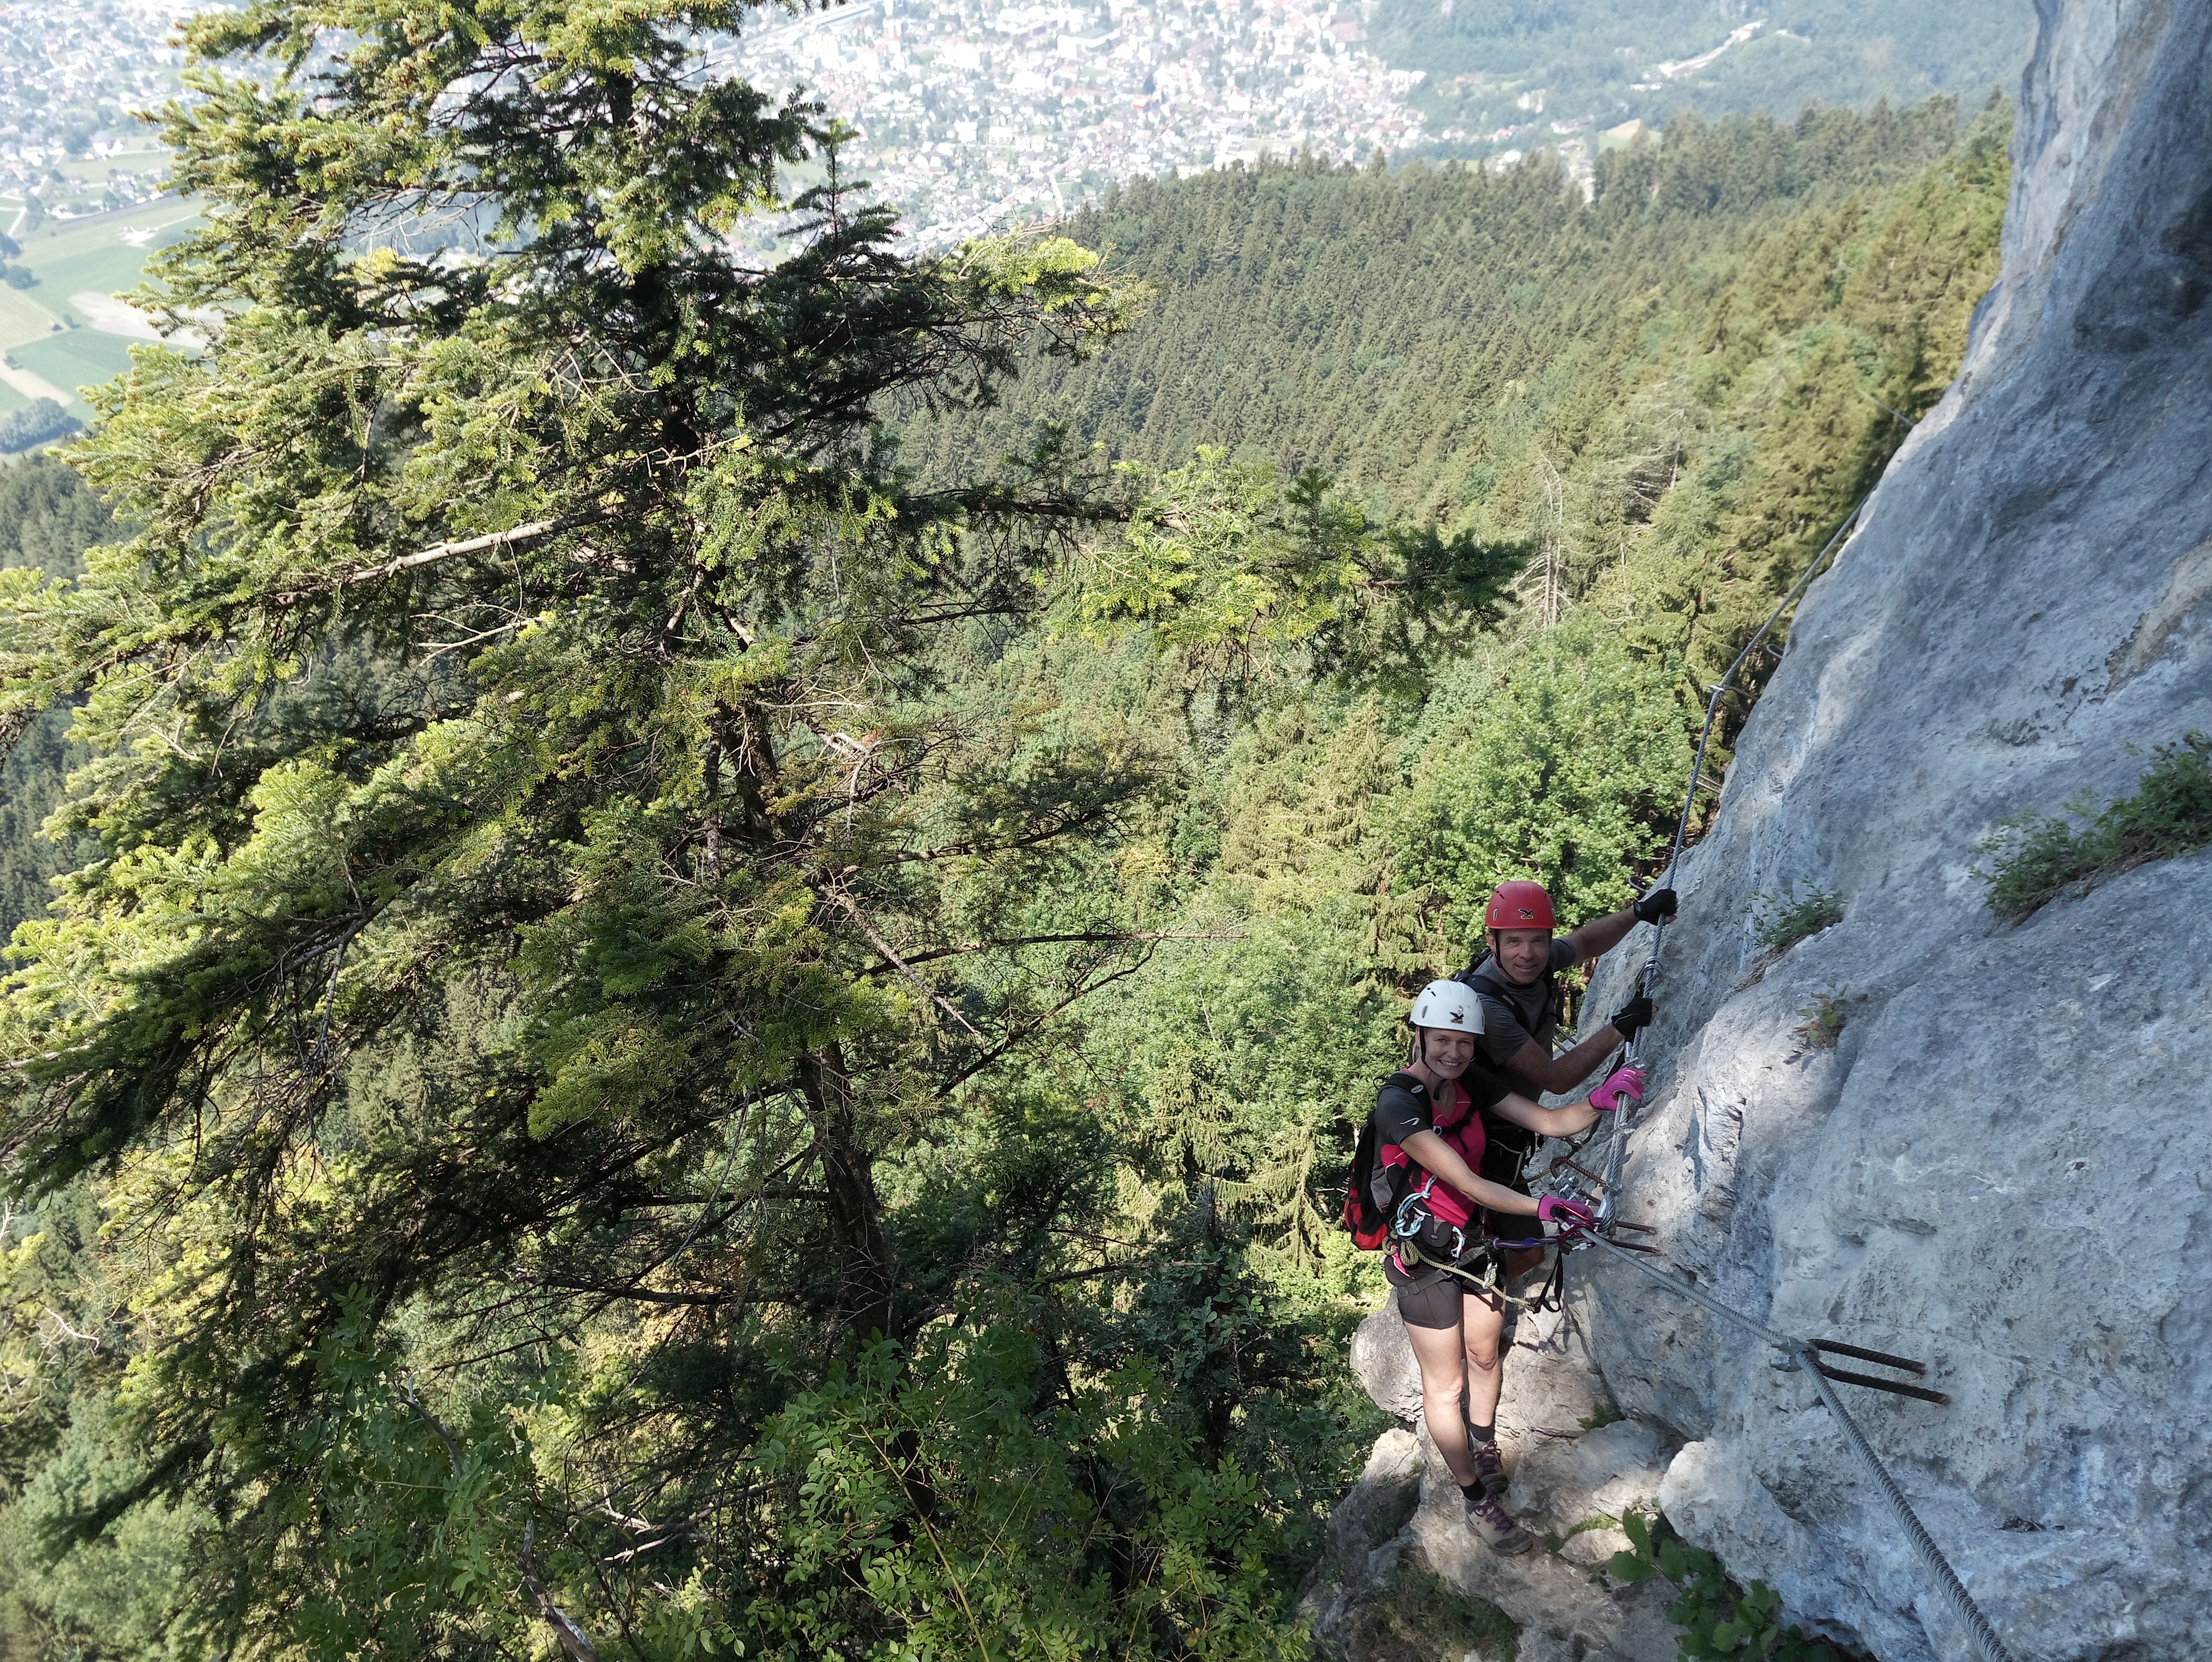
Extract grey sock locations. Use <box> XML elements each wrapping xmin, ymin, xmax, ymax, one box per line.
<box><xmin>1469</xmin><ymin>1421</ymin><xmax>1497</xmax><ymax>1445</ymax></box>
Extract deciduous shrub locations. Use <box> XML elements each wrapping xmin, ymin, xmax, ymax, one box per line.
<box><xmin>1748</xmin><ymin>884</ymin><xmax>1843</xmax><ymax>952</ymax></box>
<box><xmin>1794</xmin><ymin>987</ymin><xmax>1850</xmax><ymax>1050</ymax></box>
<box><xmin>1608</xmin><ymin>1507</ymin><xmax>1845</xmax><ymax>1662</ymax></box>
<box><xmin>1976</xmin><ymin>733</ymin><xmax>2212</xmax><ymax>920</ymax></box>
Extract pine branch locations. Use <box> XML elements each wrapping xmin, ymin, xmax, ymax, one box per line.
<box><xmin>856</xmin><ymin>927</ymin><xmax>1246</xmax><ymax>974</ymax></box>
<box><xmin>265</xmin><ymin>514</ymin><xmax>603</xmax><ymax>605</ymax></box>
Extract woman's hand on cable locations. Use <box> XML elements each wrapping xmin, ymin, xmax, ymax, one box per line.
<box><xmin>1589</xmin><ymin>1064</ymin><xmax>1645</xmax><ymax>1114</ymax></box>
<box><xmin>1538</xmin><ymin>1194</ymin><xmax>1596</xmax><ymax>1237</ymax></box>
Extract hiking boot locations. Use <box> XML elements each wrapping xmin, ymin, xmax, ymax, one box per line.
<box><xmin>1464</xmin><ymin>1490</ymin><xmax>1535</xmax><ymax>1556</ymax></box>
<box><xmin>1467</xmin><ymin>1437</ymin><xmax>1509</xmax><ymax>1498</ymax></box>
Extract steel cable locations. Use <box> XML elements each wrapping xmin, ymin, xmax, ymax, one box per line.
<box><xmin>1805</xmin><ymin>1363</ymin><xmax>2021</xmax><ymax>1662</ymax></box>
<box><xmin>1574</xmin><ymin>1237</ymin><xmax>2020</xmax><ymax>1661</ymax></box>
<box><xmin>1595</xmin><ymin>497</ymin><xmax>1873</xmax><ymax>1223</ymax></box>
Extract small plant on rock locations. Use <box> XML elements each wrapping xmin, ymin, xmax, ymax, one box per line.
<box><xmin>1746</xmin><ymin>884</ymin><xmax>1844</xmax><ymax>953</ymax></box>
<box><xmin>1975</xmin><ymin>732</ymin><xmax>2212</xmax><ymax>921</ymax></box>
<box><xmin>1794</xmin><ymin>987</ymin><xmax>1850</xmax><ymax>1050</ymax></box>
<box><xmin>1607</xmin><ymin>1507</ymin><xmax>1844</xmax><ymax>1662</ymax></box>
<box><xmin>1545</xmin><ymin>1510</ymin><xmax>1623</xmax><ymax>1558</ymax></box>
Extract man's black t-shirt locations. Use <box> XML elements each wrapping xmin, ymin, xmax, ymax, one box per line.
<box><xmin>1456</xmin><ymin>939</ymin><xmax>1580</xmax><ymax>1208</ymax></box>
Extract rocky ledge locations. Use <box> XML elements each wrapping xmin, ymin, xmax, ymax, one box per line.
<box><xmin>1304</xmin><ymin>1293</ymin><xmax>1683</xmax><ymax>1662</ymax></box>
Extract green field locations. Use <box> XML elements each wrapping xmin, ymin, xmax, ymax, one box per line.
<box><xmin>0</xmin><ymin>285</ymin><xmax>61</xmax><ymax>350</ymax></box>
<box><xmin>19</xmin><ymin>202</ymin><xmax>202</xmax><ymax>322</ymax></box>
<box><xmin>11</xmin><ymin>329</ymin><xmax>143</xmax><ymax>407</ymax></box>
<box><xmin>0</xmin><ymin>201</ymin><xmax>206</xmax><ymax>408</ymax></box>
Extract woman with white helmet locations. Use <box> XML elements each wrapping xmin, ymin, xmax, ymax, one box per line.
<box><xmin>1375</xmin><ymin>977</ymin><xmax>1642</xmax><ymax>1554</ymax></box>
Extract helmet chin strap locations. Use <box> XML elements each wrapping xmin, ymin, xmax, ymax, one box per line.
<box><xmin>1410</xmin><ymin>1027</ymin><xmax>1452</xmax><ymax>1076</ymax></box>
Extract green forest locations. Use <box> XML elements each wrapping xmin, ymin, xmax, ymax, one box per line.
<box><xmin>0</xmin><ymin>0</ymin><xmax>2007</xmax><ymax>1652</ymax></box>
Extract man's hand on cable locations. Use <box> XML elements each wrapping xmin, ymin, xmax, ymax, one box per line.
<box><xmin>1538</xmin><ymin>1194</ymin><xmax>1596</xmax><ymax>1236</ymax></box>
<box><xmin>1607</xmin><ymin>994</ymin><xmax>1654</xmax><ymax>1039</ymax></box>
<box><xmin>1589</xmin><ymin>1064</ymin><xmax>1645</xmax><ymax>1114</ymax></box>
<box><xmin>1633</xmin><ymin>886</ymin><xmax>1678</xmax><ymax>926</ymax></box>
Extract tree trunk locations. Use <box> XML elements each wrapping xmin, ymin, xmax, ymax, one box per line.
<box><xmin>797</xmin><ymin>1043</ymin><xmax>896</xmax><ymax>1340</ymax></box>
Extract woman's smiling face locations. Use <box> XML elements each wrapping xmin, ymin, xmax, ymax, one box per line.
<box><xmin>1418</xmin><ymin>1026</ymin><xmax>1476</xmax><ymax>1076</ymax></box>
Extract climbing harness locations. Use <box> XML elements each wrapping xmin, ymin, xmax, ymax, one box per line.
<box><xmin>1386</xmin><ymin>1206</ymin><xmax>1565</xmax><ymax>1317</ymax></box>
<box><xmin>1534</xmin><ymin>495</ymin><xmax>2025</xmax><ymax>1662</ymax></box>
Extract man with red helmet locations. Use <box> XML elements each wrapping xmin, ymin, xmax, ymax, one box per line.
<box><xmin>1454</xmin><ymin>877</ymin><xmax>1677</xmax><ymax>1249</ymax></box>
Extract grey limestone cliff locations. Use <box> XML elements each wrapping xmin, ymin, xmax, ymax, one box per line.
<box><xmin>1566</xmin><ymin>1</ymin><xmax>2212</xmax><ymax>1657</ymax></box>
<box><xmin>1320</xmin><ymin>3</ymin><xmax>2211</xmax><ymax>1654</ymax></box>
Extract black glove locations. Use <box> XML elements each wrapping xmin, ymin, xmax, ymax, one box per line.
<box><xmin>1608</xmin><ymin>995</ymin><xmax>1654</xmax><ymax>1038</ymax></box>
<box><xmin>1634</xmin><ymin>887</ymin><xmax>1678</xmax><ymax>926</ymax></box>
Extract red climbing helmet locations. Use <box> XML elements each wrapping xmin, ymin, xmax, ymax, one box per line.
<box><xmin>1485</xmin><ymin>880</ymin><xmax>1556</xmax><ymax>931</ymax></box>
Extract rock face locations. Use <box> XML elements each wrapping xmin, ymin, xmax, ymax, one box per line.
<box><xmin>1567</xmin><ymin>2</ymin><xmax>2212</xmax><ymax>1657</ymax></box>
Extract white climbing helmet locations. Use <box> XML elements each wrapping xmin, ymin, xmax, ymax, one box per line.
<box><xmin>1408</xmin><ymin>978</ymin><xmax>1483</xmax><ymax>1033</ymax></box>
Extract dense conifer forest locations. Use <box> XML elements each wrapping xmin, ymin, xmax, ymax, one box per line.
<box><xmin>0</xmin><ymin>11</ymin><xmax>2005</xmax><ymax>1648</ymax></box>
<box><xmin>0</xmin><ymin>458</ymin><xmax>106</xmax><ymax>942</ymax></box>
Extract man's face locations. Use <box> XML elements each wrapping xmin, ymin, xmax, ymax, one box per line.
<box><xmin>1492</xmin><ymin>928</ymin><xmax>1553</xmax><ymax>986</ymax></box>
<box><xmin>1419</xmin><ymin>1026</ymin><xmax>1476</xmax><ymax>1076</ymax></box>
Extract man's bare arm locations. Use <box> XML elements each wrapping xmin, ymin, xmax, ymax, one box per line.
<box><xmin>1563</xmin><ymin>903</ymin><xmax>1640</xmax><ymax>967</ymax></box>
<box><xmin>1503</xmin><ymin>1031</ymin><xmax>1623</xmax><ymax>1096</ymax></box>
<box><xmin>1565</xmin><ymin>887</ymin><xmax>1678</xmax><ymax>966</ymax></box>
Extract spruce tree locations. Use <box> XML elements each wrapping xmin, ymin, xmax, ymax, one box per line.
<box><xmin>0</xmin><ymin>0</ymin><xmax>1310</xmax><ymax>1651</ymax></box>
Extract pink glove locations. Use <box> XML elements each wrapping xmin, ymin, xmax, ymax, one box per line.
<box><xmin>1538</xmin><ymin>1194</ymin><xmax>1595</xmax><ymax>1232</ymax></box>
<box><xmin>1590</xmin><ymin>1064</ymin><xmax>1646</xmax><ymax>1114</ymax></box>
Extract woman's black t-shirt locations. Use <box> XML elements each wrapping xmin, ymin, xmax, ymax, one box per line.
<box><xmin>1376</xmin><ymin>1069</ymin><xmax>1513</xmax><ymax>1286</ymax></box>
<box><xmin>1373</xmin><ymin>1069</ymin><xmax>1510</xmax><ymax>1149</ymax></box>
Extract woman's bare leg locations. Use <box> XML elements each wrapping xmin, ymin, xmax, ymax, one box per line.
<box><xmin>1403</xmin><ymin>1316</ymin><xmax>1476</xmax><ymax>1488</ymax></box>
<box><xmin>1462</xmin><ymin>1292</ymin><xmax>1507</xmax><ymax>1429</ymax></box>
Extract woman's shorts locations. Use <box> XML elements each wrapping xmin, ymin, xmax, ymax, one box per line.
<box><xmin>1387</xmin><ymin>1251</ymin><xmax>1499</xmax><ymax>1330</ymax></box>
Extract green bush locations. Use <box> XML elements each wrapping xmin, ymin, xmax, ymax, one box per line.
<box><xmin>1794</xmin><ymin>987</ymin><xmax>1850</xmax><ymax>1050</ymax></box>
<box><xmin>1747</xmin><ymin>885</ymin><xmax>1843</xmax><ymax>953</ymax></box>
<box><xmin>1607</xmin><ymin>1507</ymin><xmax>1843</xmax><ymax>1662</ymax></box>
<box><xmin>1392</xmin><ymin>616</ymin><xmax>1697</xmax><ymax>958</ymax></box>
<box><xmin>1976</xmin><ymin>733</ymin><xmax>2212</xmax><ymax>921</ymax></box>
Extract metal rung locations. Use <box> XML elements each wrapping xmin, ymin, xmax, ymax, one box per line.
<box><xmin>1814</xmin><ymin>1362</ymin><xmax>1952</xmax><ymax>1407</ymax></box>
<box><xmin>1815</xmin><ymin>1338</ymin><xmax>1929</xmax><ymax>1377</ymax></box>
<box><xmin>1551</xmin><ymin>1154</ymin><xmax>1607</xmax><ymax>1189</ymax></box>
